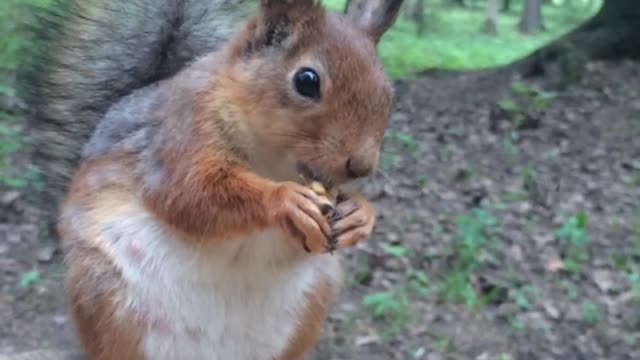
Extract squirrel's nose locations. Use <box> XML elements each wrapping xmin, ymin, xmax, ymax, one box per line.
<box><xmin>346</xmin><ymin>157</ymin><xmax>374</xmax><ymax>178</ymax></box>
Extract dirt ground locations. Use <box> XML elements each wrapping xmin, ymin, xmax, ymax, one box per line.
<box><xmin>1</xmin><ymin>60</ymin><xmax>639</xmax><ymax>360</ymax></box>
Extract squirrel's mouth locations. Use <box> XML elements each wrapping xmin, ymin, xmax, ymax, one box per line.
<box><xmin>297</xmin><ymin>162</ymin><xmax>336</xmax><ymax>190</ymax></box>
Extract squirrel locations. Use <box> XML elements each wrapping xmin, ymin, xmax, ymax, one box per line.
<box><xmin>27</xmin><ymin>0</ymin><xmax>401</xmax><ymax>359</ymax></box>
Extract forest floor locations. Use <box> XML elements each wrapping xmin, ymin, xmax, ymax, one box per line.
<box><xmin>1</xmin><ymin>60</ymin><xmax>640</xmax><ymax>360</ymax></box>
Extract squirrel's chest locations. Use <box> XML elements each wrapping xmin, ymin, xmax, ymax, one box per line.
<box><xmin>108</xmin><ymin>220</ymin><xmax>338</xmax><ymax>360</ymax></box>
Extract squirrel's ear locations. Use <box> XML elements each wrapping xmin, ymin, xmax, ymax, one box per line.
<box><xmin>346</xmin><ymin>0</ymin><xmax>403</xmax><ymax>43</ymax></box>
<box><xmin>251</xmin><ymin>0</ymin><xmax>321</xmax><ymax>48</ymax></box>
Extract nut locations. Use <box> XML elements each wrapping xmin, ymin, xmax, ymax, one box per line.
<box><xmin>309</xmin><ymin>181</ymin><xmax>336</xmax><ymax>217</ymax></box>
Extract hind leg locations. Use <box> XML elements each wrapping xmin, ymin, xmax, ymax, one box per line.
<box><xmin>278</xmin><ymin>260</ymin><xmax>342</xmax><ymax>360</ymax></box>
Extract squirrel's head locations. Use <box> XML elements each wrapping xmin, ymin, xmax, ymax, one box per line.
<box><xmin>213</xmin><ymin>0</ymin><xmax>401</xmax><ymax>187</ymax></box>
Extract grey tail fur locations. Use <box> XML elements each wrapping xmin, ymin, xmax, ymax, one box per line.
<box><xmin>20</xmin><ymin>0</ymin><xmax>253</xmax><ymax>210</ymax></box>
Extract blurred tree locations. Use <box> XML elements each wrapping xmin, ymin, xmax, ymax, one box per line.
<box><xmin>344</xmin><ymin>0</ymin><xmax>352</xmax><ymax>13</ymax></box>
<box><xmin>483</xmin><ymin>0</ymin><xmax>500</xmax><ymax>34</ymax></box>
<box><xmin>501</xmin><ymin>0</ymin><xmax>511</xmax><ymax>12</ymax></box>
<box><xmin>518</xmin><ymin>0</ymin><xmax>543</xmax><ymax>34</ymax></box>
<box><xmin>404</xmin><ymin>0</ymin><xmax>427</xmax><ymax>35</ymax></box>
<box><xmin>517</xmin><ymin>0</ymin><xmax>640</xmax><ymax>80</ymax></box>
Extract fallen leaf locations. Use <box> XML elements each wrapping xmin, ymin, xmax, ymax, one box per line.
<box><xmin>543</xmin><ymin>301</ymin><xmax>561</xmax><ymax>320</ymax></box>
<box><xmin>545</xmin><ymin>255</ymin><xmax>565</xmax><ymax>273</ymax></box>
<box><xmin>37</xmin><ymin>246</ymin><xmax>56</xmax><ymax>263</ymax></box>
<box><xmin>355</xmin><ymin>335</ymin><xmax>380</xmax><ymax>347</ymax></box>
<box><xmin>592</xmin><ymin>269</ymin><xmax>619</xmax><ymax>293</ymax></box>
<box><xmin>0</xmin><ymin>190</ymin><xmax>20</xmax><ymax>205</ymax></box>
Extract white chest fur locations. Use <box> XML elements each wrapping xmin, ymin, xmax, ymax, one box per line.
<box><xmin>102</xmin><ymin>212</ymin><xmax>340</xmax><ymax>360</ymax></box>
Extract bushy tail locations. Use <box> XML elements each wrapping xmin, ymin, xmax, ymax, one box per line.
<box><xmin>22</xmin><ymin>0</ymin><xmax>253</xmax><ymax>207</ymax></box>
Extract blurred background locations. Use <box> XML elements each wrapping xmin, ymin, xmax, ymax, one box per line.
<box><xmin>1</xmin><ymin>0</ymin><xmax>639</xmax><ymax>359</ymax></box>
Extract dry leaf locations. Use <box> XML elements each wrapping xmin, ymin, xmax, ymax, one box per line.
<box><xmin>545</xmin><ymin>255</ymin><xmax>565</xmax><ymax>273</ymax></box>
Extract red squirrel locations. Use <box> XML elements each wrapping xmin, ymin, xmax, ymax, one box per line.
<box><xmin>48</xmin><ymin>1</ymin><xmax>401</xmax><ymax>359</ymax></box>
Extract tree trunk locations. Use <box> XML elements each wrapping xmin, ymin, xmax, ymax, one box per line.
<box><xmin>501</xmin><ymin>0</ymin><xmax>511</xmax><ymax>12</ymax></box>
<box><xmin>344</xmin><ymin>0</ymin><xmax>353</xmax><ymax>13</ymax></box>
<box><xmin>483</xmin><ymin>0</ymin><xmax>500</xmax><ymax>35</ymax></box>
<box><xmin>514</xmin><ymin>0</ymin><xmax>640</xmax><ymax>82</ymax></box>
<box><xmin>405</xmin><ymin>0</ymin><xmax>426</xmax><ymax>35</ymax></box>
<box><xmin>518</xmin><ymin>0</ymin><xmax>543</xmax><ymax>34</ymax></box>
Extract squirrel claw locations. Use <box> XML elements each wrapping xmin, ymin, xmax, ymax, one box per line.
<box><xmin>325</xmin><ymin>233</ymin><xmax>338</xmax><ymax>255</ymax></box>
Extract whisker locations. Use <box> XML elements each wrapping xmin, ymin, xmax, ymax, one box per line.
<box><xmin>271</xmin><ymin>130</ymin><xmax>318</xmax><ymax>142</ymax></box>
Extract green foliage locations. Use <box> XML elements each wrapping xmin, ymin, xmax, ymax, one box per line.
<box><xmin>417</xmin><ymin>175</ymin><xmax>430</xmax><ymax>188</ymax></box>
<box><xmin>509</xmin><ymin>317</ymin><xmax>526</xmax><ymax>332</ymax></box>
<box><xmin>521</xmin><ymin>166</ymin><xmax>539</xmax><ymax>189</ymax></box>
<box><xmin>502</xmin><ymin>132</ymin><xmax>519</xmax><ymax>156</ymax></box>
<box><xmin>0</xmin><ymin>114</ymin><xmax>43</xmax><ymax>190</ymax></box>
<box><xmin>362</xmin><ymin>290</ymin><xmax>411</xmax><ymax>337</ymax></box>
<box><xmin>363</xmin><ymin>291</ymin><xmax>406</xmax><ymax>317</ymax></box>
<box><xmin>509</xmin><ymin>285</ymin><xmax>538</xmax><ymax>311</ymax></box>
<box><xmin>383</xmin><ymin>243</ymin><xmax>408</xmax><ymax>257</ymax></box>
<box><xmin>385</xmin><ymin>131</ymin><xmax>422</xmax><ymax>158</ymax></box>
<box><xmin>498</xmin><ymin>82</ymin><xmax>558</xmax><ymax>157</ymax></box>
<box><xmin>555</xmin><ymin>212</ymin><xmax>591</xmax><ymax>273</ymax></box>
<box><xmin>0</xmin><ymin>0</ymin><xmax>52</xmax><ymax>79</ymax></box>
<box><xmin>381</xmin><ymin>131</ymin><xmax>422</xmax><ymax>171</ymax></box>
<box><xmin>611</xmin><ymin>220</ymin><xmax>640</xmax><ymax>303</ymax></box>
<box><xmin>581</xmin><ymin>300</ymin><xmax>600</xmax><ymax>325</ymax></box>
<box><xmin>0</xmin><ymin>0</ymin><xmax>52</xmax><ymax>191</ymax></box>
<box><xmin>406</xmin><ymin>268</ymin><xmax>430</xmax><ymax>298</ymax></box>
<box><xmin>634</xmin><ymin>222</ymin><xmax>640</xmax><ymax>255</ymax></box>
<box><xmin>562</xmin><ymin>280</ymin><xmax>580</xmax><ymax>301</ymax></box>
<box><xmin>508</xmin><ymin>81</ymin><xmax>558</xmax><ymax>113</ymax></box>
<box><xmin>432</xmin><ymin>334</ymin><xmax>451</xmax><ymax>352</ymax></box>
<box><xmin>625</xmin><ymin>272</ymin><xmax>640</xmax><ymax>303</ymax></box>
<box><xmin>497</xmin><ymin>354</ymin><xmax>514</xmax><ymax>360</ymax></box>
<box><xmin>498</xmin><ymin>98</ymin><xmax>521</xmax><ymax>113</ymax></box>
<box><xmin>439</xmin><ymin>207</ymin><xmax>500</xmax><ymax>309</ymax></box>
<box><xmin>454</xmin><ymin>207</ymin><xmax>500</xmax><ymax>266</ymax></box>
<box><xmin>555</xmin><ymin>213</ymin><xmax>590</xmax><ymax>253</ymax></box>
<box><xmin>18</xmin><ymin>269</ymin><xmax>41</xmax><ymax>288</ymax></box>
<box><xmin>361</xmin><ymin>265</ymin><xmax>430</xmax><ymax>337</ymax></box>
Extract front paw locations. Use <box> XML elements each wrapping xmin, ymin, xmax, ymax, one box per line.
<box><xmin>328</xmin><ymin>194</ymin><xmax>375</xmax><ymax>251</ymax></box>
<box><xmin>269</xmin><ymin>182</ymin><xmax>333</xmax><ymax>254</ymax></box>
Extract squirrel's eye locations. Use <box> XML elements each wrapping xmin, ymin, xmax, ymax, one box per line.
<box><xmin>293</xmin><ymin>68</ymin><xmax>320</xmax><ymax>100</ymax></box>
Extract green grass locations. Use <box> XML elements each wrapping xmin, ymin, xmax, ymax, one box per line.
<box><xmin>581</xmin><ymin>300</ymin><xmax>600</xmax><ymax>325</ymax></box>
<box><xmin>0</xmin><ymin>0</ymin><xmax>52</xmax><ymax>85</ymax></box>
<box><xmin>554</xmin><ymin>212</ymin><xmax>591</xmax><ymax>274</ymax></box>
<box><xmin>439</xmin><ymin>206</ymin><xmax>501</xmax><ymax>309</ymax></box>
<box><xmin>324</xmin><ymin>0</ymin><xmax>601</xmax><ymax>78</ymax></box>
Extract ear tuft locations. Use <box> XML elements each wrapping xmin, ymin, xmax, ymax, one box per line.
<box><xmin>346</xmin><ymin>0</ymin><xmax>403</xmax><ymax>43</ymax></box>
<box><xmin>247</xmin><ymin>0</ymin><xmax>323</xmax><ymax>52</ymax></box>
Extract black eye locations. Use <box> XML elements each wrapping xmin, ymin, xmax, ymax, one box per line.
<box><xmin>293</xmin><ymin>68</ymin><xmax>321</xmax><ymax>100</ymax></box>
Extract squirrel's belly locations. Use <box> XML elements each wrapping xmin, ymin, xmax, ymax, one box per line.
<box><xmin>103</xmin><ymin>212</ymin><xmax>339</xmax><ymax>360</ymax></box>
